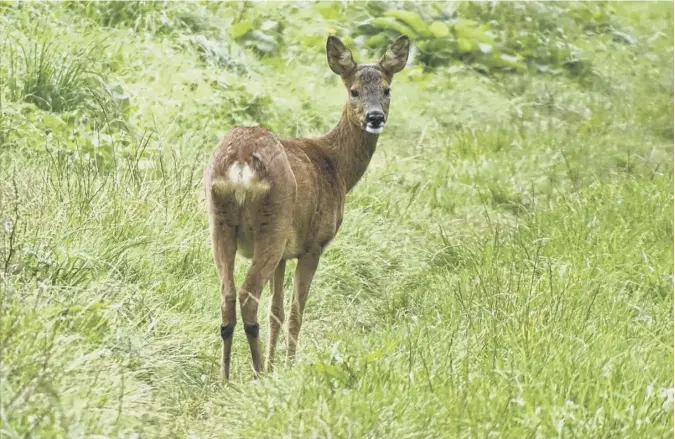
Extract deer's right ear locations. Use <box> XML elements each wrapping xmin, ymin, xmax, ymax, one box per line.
<box><xmin>326</xmin><ymin>36</ymin><xmax>357</xmax><ymax>77</ymax></box>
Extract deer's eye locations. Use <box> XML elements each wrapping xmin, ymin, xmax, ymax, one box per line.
<box><xmin>350</xmin><ymin>89</ymin><xmax>359</xmax><ymax>98</ymax></box>
<box><xmin>384</xmin><ymin>88</ymin><xmax>391</xmax><ymax>97</ymax></box>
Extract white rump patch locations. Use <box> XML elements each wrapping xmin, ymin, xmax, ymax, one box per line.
<box><xmin>228</xmin><ymin>162</ymin><xmax>256</xmax><ymax>186</ymax></box>
<box><xmin>217</xmin><ymin>162</ymin><xmax>269</xmax><ymax>205</ymax></box>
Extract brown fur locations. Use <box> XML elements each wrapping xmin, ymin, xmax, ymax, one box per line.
<box><xmin>204</xmin><ymin>35</ymin><xmax>410</xmax><ymax>379</ymax></box>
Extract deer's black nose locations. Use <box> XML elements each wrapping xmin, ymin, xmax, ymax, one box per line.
<box><xmin>366</xmin><ymin>111</ymin><xmax>385</xmax><ymax>127</ymax></box>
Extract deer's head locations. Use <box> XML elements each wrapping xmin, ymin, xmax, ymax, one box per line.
<box><xmin>326</xmin><ymin>35</ymin><xmax>410</xmax><ymax>134</ymax></box>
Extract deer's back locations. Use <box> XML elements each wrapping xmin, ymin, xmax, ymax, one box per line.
<box><xmin>205</xmin><ymin>127</ymin><xmax>346</xmax><ymax>260</ymax></box>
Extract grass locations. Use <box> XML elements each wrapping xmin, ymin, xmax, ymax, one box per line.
<box><xmin>0</xmin><ymin>2</ymin><xmax>673</xmax><ymax>438</ymax></box>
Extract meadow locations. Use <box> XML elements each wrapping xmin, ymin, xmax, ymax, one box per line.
<box><xmin>0</xmin><ymin>2</ymin><xmax>673</xmax><ymax>438</ymax></box>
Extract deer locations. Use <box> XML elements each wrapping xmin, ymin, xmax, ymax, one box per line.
<box><xmin>204</xmin><ymin>34</ymin><xmax>410</xmax><ymax>380</ymax></box>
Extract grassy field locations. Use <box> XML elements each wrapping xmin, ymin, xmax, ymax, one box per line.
<box><xmin>0</xmin><ymin>2</ymin><xmax>673</xmax><ymax>438</ymax></box>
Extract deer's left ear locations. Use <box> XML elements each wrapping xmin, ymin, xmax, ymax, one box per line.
<box><xmin>378</xmin><ymin>35</ymin><xmax>410</xmax><ymax>75</ymax></box>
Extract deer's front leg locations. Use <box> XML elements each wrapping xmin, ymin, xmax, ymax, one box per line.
<box><xmin>287</xmin><ymin>251</ymin><xmax>320</xmax><ymax>361</ymax></box>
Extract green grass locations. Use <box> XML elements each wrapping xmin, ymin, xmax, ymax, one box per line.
<box><xmin>0</xmin><ymin>2</ymin><xmax>673</xmax><ymax>438</ymax></box>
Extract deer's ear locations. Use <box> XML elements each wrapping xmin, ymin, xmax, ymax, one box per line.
<box><xmin>378</xmin><ymin>35</ymin><xmax>410</xmax><ymax>75</ymax></box>
<box><xmin>326</xmin><ymin>36</ymin><xmax>357</xmax><ymax>77</ymax></box>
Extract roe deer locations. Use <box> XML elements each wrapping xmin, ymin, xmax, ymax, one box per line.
<box><xmin>204</xmin><ymin>35</ymin><xmax>410</xmax><ymax>380</ymax></box>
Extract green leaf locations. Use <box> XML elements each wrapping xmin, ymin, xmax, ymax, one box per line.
<box><xmin>247</xmin><ymin>30</ymin><xmax>279</xmax><ymax>54</ymax></box>
<box><xmin>366</xmin><ymin>34</ymin><xmax>387</xmax><ymax>48</ymax></box>
<box><xmin>370</xmin><ymin>17</ymin><xmax>417</xmax><ymax>38</ymax></box>
<box><xmin>429</xmin><ymin>21</ymin><xmax>450</xmax><ymax>38</ymax></box>
<box><xmin>423</xmin><ymin>38</ymin><xmax>455</xmax><ymax>53</ymax></box>
<box><xmin>384</xmin><ymin>10</ymin><xmax>430</xmax><ymax>37</ymax></box>
<box><xmin>612</xmin><ymin>31</ymin><xmax>636</xmax><ymax>45</ymax></box>
<box><xmin>457</xmin><ymin>37</ymin><xmax>474</xmax><ymax>54</ymax></box>
<box><xmin>229</xmin><ymin>20</ymin><xmax>252</xmax><ymax>40</ymax></box>
<box><xmin>109</xmin><ymin>84</ymin><xmax>128</xmax><ymax>101</ymax></box>
<box><xmin>365</xmin><ymin>349</ymin><xmax>386</xmax><ymax>362</ymax></box>
<box><xmin>356</xmin><ymin>20</ymin><xmax>382</xmax><ymax>36</ymax></box>
<box><xmin>43</xmin><ymin>113</ymin><xmax>66</xmax><ymax>131</ymax></box>
<box><xmin>260</xmin><ymin>20</ymin><xmax>279</xmax><ymax>32</ymax></box>
<box><xmin>486</xmin><ymin>52</ymin><xmax>526</xmax><ymax>71</ymax></box>
<box><xmin>454</xmin><ymin>19</ymin><xmax>494</xmax><ymax>44</ymax></box>
<box><xmin>315</xmin><ymin>2</ymin><xmax>340</xmax><ymax>20</ymax></box>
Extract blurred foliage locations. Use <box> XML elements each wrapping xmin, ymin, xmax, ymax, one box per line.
<box><xmin>0</xmin><ymin>28</ymin><xmax>129</xmax><ymax>162</ymax></box>
<box><xmin>348</xmin><ymin>1</ymin><xmax>626</xmax><ymax>75</ymax></box>
<box><xmin>65</xmin><ymin>0</ymin><xmax>219</xmax><ymax>35</ymax></box>
<box><xmin>3</xmin><ymin>35</ymin><xmax>123</xmax><ymax>116</ymax></box>
<box><xmin>0</xmin><ymin>0</ymin><xmax>667</xmax><ymax>164</ymax></box>
<box><xmin>58</xmin><ymin>0</ymin><xmax>631</xmax><ymax>76</ymax></box>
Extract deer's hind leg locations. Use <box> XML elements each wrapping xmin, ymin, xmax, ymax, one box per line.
<box><xmin>265</xmin><ymin>260</ymin><xmax>286</xmax><ymax>372</ymax></box>
<box><xmin>239</xmin><ymin>214</ymin><xmax>288</xmax><ymax>376</ymax></box>
<box><xmin>210</xmin><ymin>221</ymin><xmax>238</xmax><ymax>382</ymax></box>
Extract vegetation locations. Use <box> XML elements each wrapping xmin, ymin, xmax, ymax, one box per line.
<box><xmin>0</xmin><ymin>1</ymin><xmax>672</xmax><ymax>438</ymax></box>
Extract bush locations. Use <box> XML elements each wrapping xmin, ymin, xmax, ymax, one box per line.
<box><xmin>3</xmin><ymin>32</ymin><xmax>126</xmax><ymax>120</ymax></box>
<box><xmin>70</xmin><ymin>1</ymin><xmax>217</xmax><ymax>35</ymax></box>
<box><xmin>346</xmin><ymin>1</ymin><xmax>626</xmax><ymax>76</ymax></box>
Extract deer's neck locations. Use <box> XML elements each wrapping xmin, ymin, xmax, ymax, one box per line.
<box><xmin>320</xmin><ymin>108</ymin><xmax>379</xmax><ymax>192</ymax></box>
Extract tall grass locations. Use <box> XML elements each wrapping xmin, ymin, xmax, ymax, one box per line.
<box><xmin>6</xmin><ymin>35</ymin><xmax>97</xmax><ymax>113</ymax></box>
<box><xmin>0</xmin><ymin>2</ymin><xmax>672</xmax><ymax>438</ymax></box>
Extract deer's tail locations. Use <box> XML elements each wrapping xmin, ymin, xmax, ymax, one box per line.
<box><xmin>211</xmin><ymin>154</ymin><xmax>271</xmax><ymax>205</ymax></box>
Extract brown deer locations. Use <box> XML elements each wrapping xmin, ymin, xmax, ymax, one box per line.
<box><xmin>204</xmin><ymin>35</ymin><xmax>410</xmax><ymax>380</ymax></box>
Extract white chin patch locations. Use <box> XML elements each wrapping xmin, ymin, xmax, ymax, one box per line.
<box><xmin>366</xmin><ymin>125</ymin><xmax>384</xmax><ymax>134</ymax></box>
